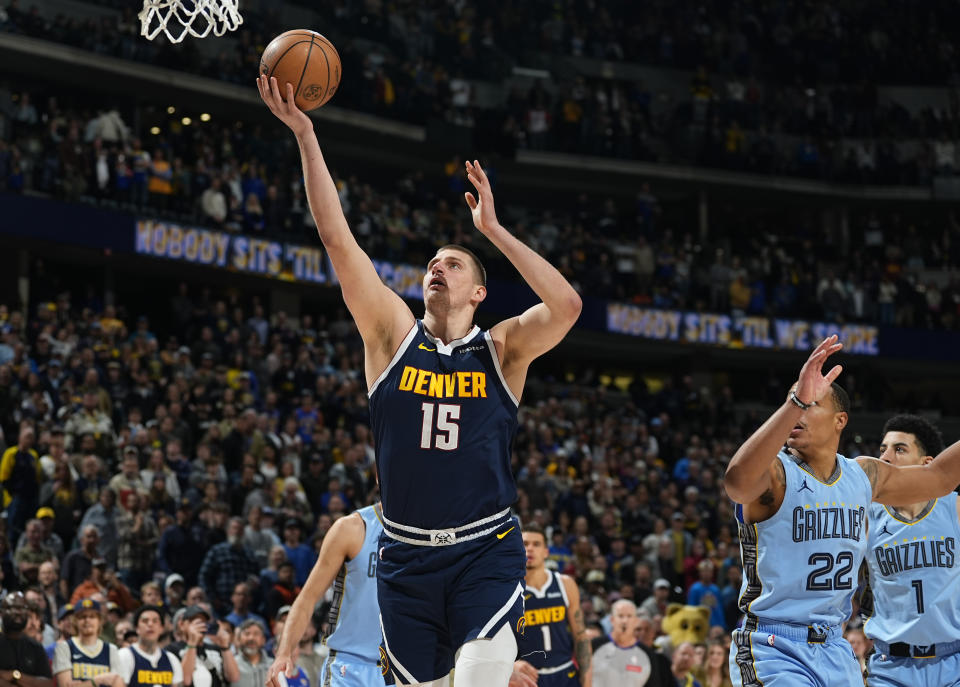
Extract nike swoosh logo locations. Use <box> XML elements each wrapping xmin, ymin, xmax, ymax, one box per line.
<box><xmin>524</xmin><ymin>594</ymin><xmax>532</xmax><ymax>601</ymax></box>
<box><xmin>418</xmin><ymin>343</ymin><xmax>436</xmax><ymax>351</ymax></box>
<box><xmin>567</xmin><ymin>671</ymin><xmax>577</xmax><ymax>678</ymax></box>
<box><xmin>496</xmin><ymin>526</ymin><xmax>515</xmax><ymax>540</ymax></box>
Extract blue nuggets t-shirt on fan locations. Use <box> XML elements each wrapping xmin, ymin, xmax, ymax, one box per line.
<box><xmin>369</xmin><ymin>320</ymin><xmax>519</xmax><ymax>531</ymax></box>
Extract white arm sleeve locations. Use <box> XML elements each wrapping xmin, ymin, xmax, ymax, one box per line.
<box><xmin>51</xmin><ymin>640</ymin><xmax>72</xmax><ymax>676</ymax></box>
<box><xmin>110</xmin><ymin>643</ymin><xmax>123</xmax><ymax>672</ymax></box>
<box><xmin>117</xmin><ymin>647</ymin><xmax>135</xmax><ymax>684</ymax></box>
<box><xmin>168</xmin><ymin>651</ymin><xmax>184</xmax><ymax>686</ymax></box>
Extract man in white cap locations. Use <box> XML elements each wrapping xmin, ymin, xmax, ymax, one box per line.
<box><xmin>640</xmin><ymin>579</ymin><xmax>671</xmax><ymax>619</ymax></box>
<box><xmin>164</xmin><ymin>574</ymin><xmax>185</xmax><ymax>613</ymax></box>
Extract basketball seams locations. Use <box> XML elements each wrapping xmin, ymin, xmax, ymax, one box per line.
<box><xmin>294</xmin><ymin>38</ymin><xmax>315</xmax><ymax>104</ymax></box>
<box><xmin>313</xmin><ymin>35</ymin><xmax>342</xmax><ymax>92</ymax></box>
<box><xmin>313</xmin><ymin>38</ymin><xmax>331</xmax><ymax>105</ymax></box>
<box><xmin>266</xmin><ymin>39</ymin><xmax>313</xmax><ymax>79</ymax></box>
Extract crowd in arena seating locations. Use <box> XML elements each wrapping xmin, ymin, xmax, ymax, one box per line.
<box><xmin>0</xmin><ymin>274</ymin><xmax>894</xmax><ymax>684</ymax></box>
<box><xmin>2</xmin><ymin>0</ymin><xmax>959</xmax><ymax>183</ymax></box>
<box><xmin>2</xmin><ymin>78</ymin><xmax>960</xmax><ymax>332</ymax></box>
<box><xmin>0</xmin><ymin>283</ymin><xmax>769</xmax><ymax>681</ymax></box>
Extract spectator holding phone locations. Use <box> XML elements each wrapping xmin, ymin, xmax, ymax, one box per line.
<box><xmin>168</xmin><ymin>605</ymin><xmax>239</xmax><ymax>687</ymax></box>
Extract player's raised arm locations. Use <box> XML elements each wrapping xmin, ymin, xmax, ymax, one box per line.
<box><xmin>265</xmin><ymin>513</ymin><xmax>364</xmax><ymax>687</ymax></box>
<box><xmin>858</xmin><ymin>440</ymin><xmax>960</xmax><ymax>505</ymax></box>
<box><xmin>464</xmin><ymin>161</ymin><xmax>582</xmax><ymax>387</ymax></box>
<box><xmin>725</xmin><ymin>336</ymin><xmax>844</xmax><ymax>507</ymax></box>
<box><xmin>257</xmin><ymin>76</ymin><xmax>414</xmax><ymax>374</ymax></box>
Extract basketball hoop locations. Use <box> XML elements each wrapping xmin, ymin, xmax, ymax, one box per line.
<box><xmin>139</xmin><ymin>0</ymin><xmax>243</xmax><ymax>43</ymax></box>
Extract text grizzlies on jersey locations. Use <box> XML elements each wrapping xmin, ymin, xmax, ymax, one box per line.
<box><xmin>873</xmin><ymin>537</ymin><xmax>955</xmax><ymax>576</ymax></box>
<box><xmin>791</xmin><ymin>505</ymin><xmax>865</xmax><ymax>542</ymax></box>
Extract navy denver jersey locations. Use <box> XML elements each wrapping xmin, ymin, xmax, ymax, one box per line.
<box><xmin>369</xmin><ymin>320</ymin><xmax>518</xmax><ymax>529</ymax></box>
<box><xmin>129</xmin><ymin>646</ymin><xmax>176</xmax><ymax>687</ymax></box>
<box><xmin>67</xmin><ymin>638</ymin><xmax>111</xmax><ymax>679</ymax></box>
<box><xmin>518</xmin><ymin>571</ymin><xmax>575</xmax><ymax>672</ymax></box>
<box><xmin>864</xmin><ymin>493</ymin><xmax>960</xmax><ymax>646</ymax></box>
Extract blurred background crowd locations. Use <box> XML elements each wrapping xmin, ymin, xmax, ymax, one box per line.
<box><xmin>0</xmin><ymin>280</ymin><xmax>884</xmax><ymax>685</ymax></box>
<box><xmin>1</xmin><ymin>0</ymin><xmax>957</xmax><ymax>685</ymax></box>
<box><xmin>2</xmin><ymin>85</ymin><xmax>960</xmax><ymax>331</ymax></box>
<box><xmin>2</xmin><ymin>0</ymin><xmax>960</xmax><ymax>183</ymax></box>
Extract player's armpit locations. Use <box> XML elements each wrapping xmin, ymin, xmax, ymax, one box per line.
<box><xmin>857</xmin><ymin>457</ymin><xmax>883</xmax><ymax>496</ymax></box>
<box><xmin>327</xmin><ymin>244</ymin><xmax>414</xmax><ymax>366</ymax></box>
<box><xmin>494</xmin><ymin>300</ymin><xmax>581</xmax><ymax>369</ymax></box>
<box><xmin>738</xmin><ymin>459</ymin><xmax>786</xmax><ymax>524</ymax></box>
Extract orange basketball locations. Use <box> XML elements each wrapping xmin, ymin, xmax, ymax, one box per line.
<box><xmin>259</xmin><ymin>30</ymin><xmax>341</xmax><ymax>111</ymax></box>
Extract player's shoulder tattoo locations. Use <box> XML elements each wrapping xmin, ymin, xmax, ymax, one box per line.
<box><xmin>758</xmin><ymin>458</ymin><xmax>786</xmax><ymax>506</ymax></box>
<box><xmin>858</xmin><ymin>457</ymin><xmax>881</xmax><ymax>493</ymax></box>
<box><xmin>773</xmin><ymin>457</ymin><xmax>786</xmax><ymax>487</ymax></box>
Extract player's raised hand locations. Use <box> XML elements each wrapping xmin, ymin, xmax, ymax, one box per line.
<box><xmin>257</xmin><ymin>75</ymin><xmax>313</xmax><ymax>138</ymax></box>
<box><xmin>464</xmin><ymin>159</ymin><xmax>501</xmax><ymax>235</ymax></box>
<box><xmin>794</xmin><ymin>335</ymin><xmax>844</xmax><ymax>406</ymax></box>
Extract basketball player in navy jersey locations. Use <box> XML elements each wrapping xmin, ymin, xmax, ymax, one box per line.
<box><xmin>52</xmin><ymin>598</ymin><xmax>124</xmax><ymax>687</ymax></box>
<box><xmin>258</xmin><ymin>76</ymin><xmax>581</xmax><ymax>687</ymax></box>
<box><xmin>724</xmin><ymin>336</ymin><xmax>960</xmax><ymax>686</ymax></box>
<box><xmin>515</xmin><ymin>525</ymin><xmax>590</xmax><ymax>687</ymax></box>
<box><xmin>267</xmin><ymin>504</ymin><xmax>385</xmax><ymax>687</ymax></box>
<box><xmin>862</xmin><ymin>414</ymin><xmax>960</xmax><ymax>687</ymax></box>
<box><xmin>117</xmin><ymin>606</ymin><xmax>183</xmax><ymax>687</ymax></box>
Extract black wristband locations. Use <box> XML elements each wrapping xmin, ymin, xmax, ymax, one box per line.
<box><xmin>790</xmin><ymin>390</ymin><xmax>813</xmax><ymax>410</ymax></box>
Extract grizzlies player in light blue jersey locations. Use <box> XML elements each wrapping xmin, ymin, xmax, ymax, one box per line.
<box><xmin>862</xmin><ymin>415</ymin><xmax>960</xmax><ymax>687</ymax></box>
<box><xmin>258</xmin><ymin>75</ymin><xmax>581</xmax><ymax>687</ymax></box>
<box><xmin>267</xmin><ymin>505</ymin><xmax>386</xmax><ymax>687</ymax></box>
<box><xmin>724</xmin><ymin>336</ymin><xmax>960</xmax><ymax>687</ymax></box>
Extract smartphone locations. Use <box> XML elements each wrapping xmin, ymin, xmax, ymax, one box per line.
<box><xmin>207</xmin><ymin>621</ymin><xmax>219</xmax><ymax>635</ymax></box>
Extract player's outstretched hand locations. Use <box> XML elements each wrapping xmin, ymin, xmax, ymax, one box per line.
<box><xmin>509</xmin><ymin>660</ymin><xmax>539</xmax><ymax>687</ymax></box>
<box><xmin>257</xmin><ymin>75</ymin><xmax>313</xmax><ymax>139</ymax></box>
<box><xmin>264</xmin><ymin>653</ymin><xmax>298</xmax><ymax>687</ymax></box>
<box><xmin>464</xmin><ymin>159</ymin><xmax>501</xmax><ymax>235</ymax></box>
<box><xmin>794</xmin><ymin>335</ymin><xmax>843</xmax><ymax>406</ymax></box>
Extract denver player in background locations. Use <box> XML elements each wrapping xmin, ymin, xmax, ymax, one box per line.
<box><xmin>515</xmin><ymin>525</ymin><xmax>591</xmax><ymax>687</ymax></box>
<box><xmin>52</xmin><ymin>598</ymin><xmax>124</xmax><ymax>687</ymax></box>
<box><xmin>862</xmin><ymin>415</ymin><xmax>960</xmax><ymax>687</ymax></box>
<box><xmin>258</xmin><ymin>74</ymin><xmax>581</xmax><ymax>687</ymax></box>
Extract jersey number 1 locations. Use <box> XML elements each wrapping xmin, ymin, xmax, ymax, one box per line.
<box><xmin>420</xmin><ymin>402</ymin><xmax>461</xmax><ymax>450</ymax></box>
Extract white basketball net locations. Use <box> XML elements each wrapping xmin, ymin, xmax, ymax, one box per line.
<box><xmin>139</xmin><ymin>0</ymin><xmax>243</xmax><ymax>43</ymax></box>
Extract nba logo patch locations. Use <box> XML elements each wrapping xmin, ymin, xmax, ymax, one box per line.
<box><xmin>767</xmin><ymin>634</ymin><xmax>776</xmax><ymax>646</ymax></box>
